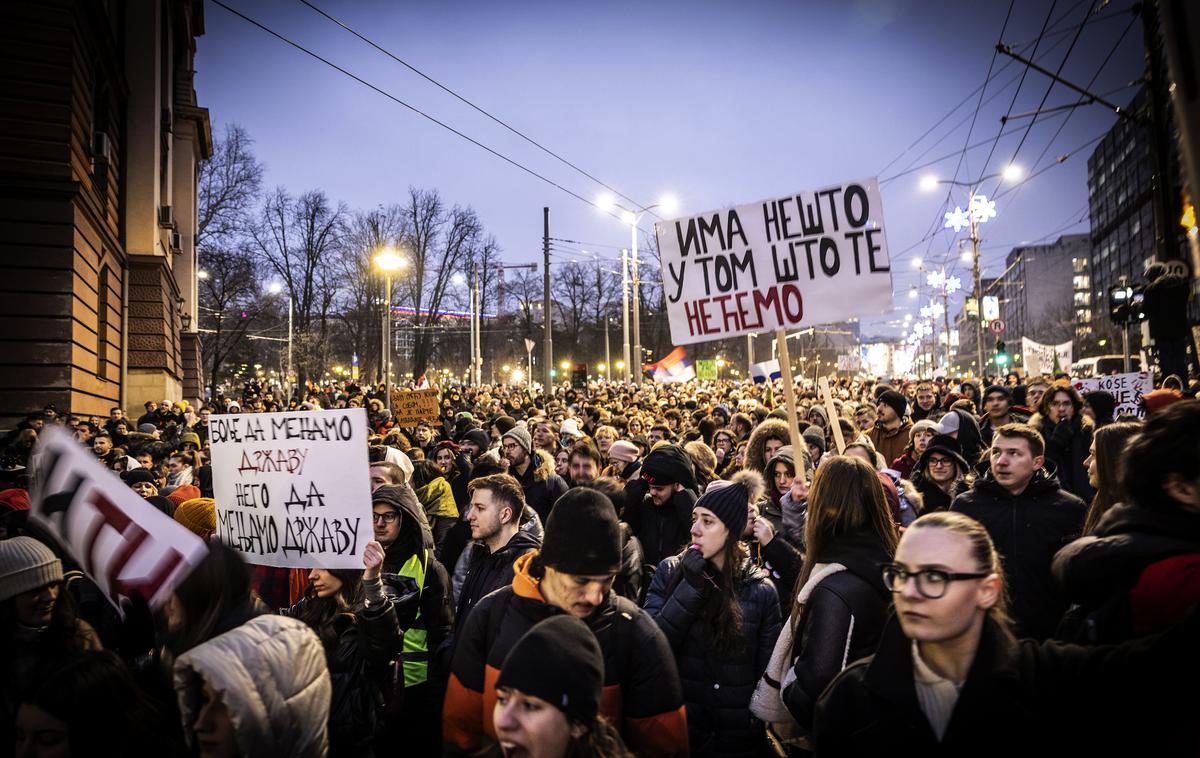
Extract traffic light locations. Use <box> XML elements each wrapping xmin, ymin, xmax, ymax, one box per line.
<box><xmin>1109</xmin><ymin>284</ymin><xmax>1134</xmax><ymax>324</ymax></box>
<box><xmin>995</xmin><ymin>340</ymin><xmax>1008</xmax><ymax>366</ymax></box>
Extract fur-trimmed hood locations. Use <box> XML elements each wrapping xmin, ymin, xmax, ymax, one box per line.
<box><xmin>530</xmin><ymin>448</ymin><xmax>556</xmax><ymax>483</ymax></box>
<box><xmin>746</xmin><ymin>419</ymin><xmax>791</xmax><ymax>474</ymax></box>
<box><xmin>1027</xmin><ymin>412</ymin><xmax>1095</xmax><ymax>433</ymax></box>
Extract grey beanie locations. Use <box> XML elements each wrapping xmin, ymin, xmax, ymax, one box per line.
<box><xmin>0</xmin><ymin>536</ymin><xmax>63</xmax><ymax>603</ymax></box>
<box><xmin>502</xmin><ymin>426</ymin><xmax>533</xmax><ymax>456</ymax></box>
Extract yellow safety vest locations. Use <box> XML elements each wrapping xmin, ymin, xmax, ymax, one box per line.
<box><xmin>398</xmin><ymin>549</ymin><xmax>429</xmax><ymax>687</ymax></box>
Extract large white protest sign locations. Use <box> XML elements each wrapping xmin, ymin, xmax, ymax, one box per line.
<box><xmin>1072</xmin><ymin>372</ymin><xmax>1153</xmax><ymax>418</ymax></box>
<box><xmin>654</xmin><ymin>178</ymin><xmax>893</xmax><ymax>345</ymax></box>
<box><xmin>29</xmin><ymin>427</ymin><xmax>208</xmax><ymax>610</ymax></box>
<box><xmin>1021</xmin><ymin>337</ymin><xmax>1073</xmax><ymax>375</ymax></box>
<box><xmin>209</xmin><ymin>408</ymin><xmax>372</xmax><ymax>569</ymax></box>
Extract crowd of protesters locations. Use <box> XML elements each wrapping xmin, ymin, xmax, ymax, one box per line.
<box><xmin>1</xmin><ymin>366</ymin><xmax>1199</xmax><ymax>756</ymax></box>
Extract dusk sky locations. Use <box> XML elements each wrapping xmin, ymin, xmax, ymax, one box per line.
<box><xmin>195</xmin><ymin>0</ymin><xmax>1144</xmax><ymax>339</ymax></box>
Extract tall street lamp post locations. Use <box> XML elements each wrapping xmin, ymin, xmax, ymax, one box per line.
<box><xmin>598</xmin><ymin>194</ymin><xmax>679</xmax><ymax>384</ymax></box>
<box><xmin>267</xmin><ymin>281</ymin><xmax>292</xmax><ymax>401</ymax></box>
<box><xmin>920</xmin><ymin>165</ymin><xmax>1021</xmax><ymax>377</ymax></box>
<box><xmin>373</xmin><ymin>247</ymin><xmax>407</xmax><ymax>413</ymax></box>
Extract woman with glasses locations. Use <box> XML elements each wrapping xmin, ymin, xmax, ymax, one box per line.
<box><xmin>757</xmin><ymin>457</ymin><xmax>897</xmax><ymax>747</ymax></box>
<box><xmin>814</xmin><ymin>510</ymin><xmax>1199</xmax><ymax>755</ymax></box>
<box><xmin>910</xmin><ymin>434</ymin><xmax>972</xmax><ymax>513</ymax></box>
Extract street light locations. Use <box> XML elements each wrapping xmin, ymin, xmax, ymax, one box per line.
<box><xmin>919</xmin><ymin>166</ymin><xmax>1021</xmax><ymax>376</ymax></box>
<box><xmin>197</xmin><ymin>269</ymin><xmax>209</xmax><ymax>280</ymax></box>
<box><xmin>597</xmin><ymin>193</ymin><xmax>679</xmax><ymax>384</ymax></box>
<box><xmin>266</xmin><ymin>282</ymin><xmax>292</xmax><ymax>401</ymax></box>
<box><xmin>374</xmin><ymin>247</ymin><xmax>408</xmax><ymax>413</ymax></box>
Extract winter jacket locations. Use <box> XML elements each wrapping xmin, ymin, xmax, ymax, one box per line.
<box><xmin>1144</xmin><ymin>272</ymin><xmax>1191</xmax><ymax>341</ymax></box>
<box><xmin>1029</xmin><ymin>412</ymin><xmax>1095</xmax><ymax>502</ymax></box>
<box><xmin>624</xmin><ymin>486</ymin><xmax>699</xmax><ymax>570</ymax></box>
<box><xmin>781</xmin><ymin>532</ymin><xmax>892</xmax><ymax>731</ymax></box>
<box><xmin>814</xmin><ymin>609</ymin><xmax>1200</xmax><ymax>757</ymax></box>
<box><xmin>1053</xmin><ymin>502</ymin><xmax>1200</xmax><ymax>643</ymax></box>
<box><xmin>453</xmin><ymin>528</ymin><xmax>541</xmax><ymax>634</ymax></box>
<box><xmin>450</xmin><ymin>507</ymin><xmax>543</xmax><ymax>603</ymax></box>
<box><xmin>945</xmin><ymin>408</ymin><xmax>985</xmax><ymax>468</ymax></box>
<box><xmin>282</xmin><ymin>593</ymin><xmax>403</xmax><ymax>755</ymax></box>
<box><xmin>869</xmin><ymin>419</ymin><xmax>913</xmax><ymax>467</ymax></box>
<box><xmin>616</xmin><ymin>521</ymin><xmax>647</xmax><ymax>603</ymax></box>
<box><xmin>415</xmin><ymin>477</ymin><xmax>459</xmax><ymax>554</ymax></box>
<box><xmin>913</xmin><ymin>475</ymin><xmax>969</xmax><ymax>513</ymax></box>
<box><xmin>644</xmin><ymin>555</ymin><xmax>782</xmax><ymax>757</ymax></box>
<box><xmin>174</xmin><ymin>615</ymin><xmax>332</xmax><ymax>758</ymax></box>
<box><xmin>978</xmin><ymin>410</ymin><xmax>1030</xmax><ymax>447</ymax></box>
<box><xmin>511</xmin><ymin>449</ymin><xmax>568</xmax><ymax>523</ymax></box>
<box><xmin>951</xmin><ymin>470</ymin><xmax>1086</xmax><ymax>640</ymax></box>
<box><xmin>443</xmin><ymin>552</ymin><xmax>688</xmax><ymax>757</ymax></box>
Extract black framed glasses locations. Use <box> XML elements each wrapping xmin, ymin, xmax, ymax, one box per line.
<box><xmin>926</xmin><ymin>456</ymin><xmax>954</xmax><ymax>468</ymax></box>
<box><xmin>371</xmin><ymin>512</ymin><xmax>399</xmax><ymax>524</ymax></box>
<box><xmin>881</xmin><ymin>564</ymin><xmax>990</xmax><ymax>599</ymax></box>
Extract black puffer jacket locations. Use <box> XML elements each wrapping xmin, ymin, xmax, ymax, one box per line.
<box><xmin>282</xmin><ymin>596</ymin><xmax>402</xmax><ymax>756</ymax></box>
<box><xmin>644</xmin><ymin>554</ymin><xmax>782</xmax><ymax>757</ymax></box>
<box><xmin>952</xmin><ymin>470</ymin><xmax>1085</xmax><ymax>640</ymax></box>
<box><xmin>912</xmin><ymin>474</ymin><xmax>969</xmax><ymax>513</ymax></box>
<box><xmin>781</xmin><ymin>532</ymin><xmax>893</xmax><ymax>731</ymax></box>
<box><xmin>454</xmin><ymin>528</ymin><xmax>541</xmax><ymax>633</ymax></box>
<box><xmin>624</xmin><ymin>487</ymin><xmax>699</xmax><ymax>570</ymax></box>
<box><xmin>1053</xmin><ymin>502</ymin><xmax>1200</xmax><ymax>644</ymax></box>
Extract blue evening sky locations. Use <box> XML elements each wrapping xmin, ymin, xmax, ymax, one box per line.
<box><xmin>195</xmin><ymin>0</ymin><xmax>1144</xmax><ymax>338</ymax></box>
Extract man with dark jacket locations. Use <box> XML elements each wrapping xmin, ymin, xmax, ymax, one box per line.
<box><xmin>870</xmin><ymin>390</ymin><xmax>913</xmax><ymax>465</ymax></box>
<box><xmin>624</xmin><ymin>445</ymin><xmax>700</xmax><ymax>570</ymax></box>
<box><xmin>952</xmin><ymin>424</ymin><xmax>1085</xmax><ymax>640</ymax></box>
<box><xmin>500</xmin><ymin>426</ymin><xmax>567</xmax><ymax>522</ymax></box>
<box><xmin>444</xmin><ymin>488</ymin><xmax>688</xmax><ymax>756</ymax></box>
<box><xmin>1142</xmin><ymin>263</ymin><xmax>1192</xmax><ymax>380</ymax></box>
<box><xmin>454</xmin><ymin>474</ymin><xmax>540</xmax><ymax>633</ymax></box>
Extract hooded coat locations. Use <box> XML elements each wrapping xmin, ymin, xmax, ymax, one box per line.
<box><xmin>644</xmin><ymin>554</ymin><xmax>782</xmax><ymax>757</ymax></box>
<box><xmin>512</xmin><ymin>449</ymin><xmax>568</xmax><ymax>523</ymax></box>
<box><xmin>1053</xmin><ymin>502</ymin><xmax>1200</xmax><ymax>644</ymax></box>
<box><xmin>443</xmin><ymin>552</ymin><xmax>689</xmax><ymax>757</ymax></box>
<box><xmin>745</xmin><ymin>419</ymin><xmax>791</xmax><ymax>475</ymax></box>
<box><xmin>415</xmin><ymin>476</ymin><xmax>460</xmax><ymax>553</ymax></box>
<box><xmin>174</xmin><ymin>615</ymin><xmax>332</xmax><ymax>758</ymax></box>
<box><xmin>951</xmin><ymin>469</ymin><xmax>1086</xmax><ymax>640</ymax></box>
<box><xmin>868</xmin><ymin>419</ymin><xmax>914</xmax><ymax>468</ymax></box>
<box><xmin>624</xmin><ymin>485</ymin><xmax>699</xmax><ymax>571</ymax></box>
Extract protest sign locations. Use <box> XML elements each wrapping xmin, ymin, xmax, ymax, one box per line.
<box><xmin>1072</xmin><ymin>372</ymin><xmax>1153</xmax><ymax>418</ymax></box>
<box><xmin>392</xmin><ymin>388</ymin><xmax>441</xmax><ymax>426</ymax></box>
<box><xmin>29</xmin><ymin>427</ymin><xmax>208</xmax><ymax>610</ymax></box>
<box><xmin>1021</xmin><ymin>337</ymin><xmax>1073</xmax><ymax>375</ymax></box>
<box><xmin>209</xmin><ymin>408</ymin><xmax>372</xmax><ymax>569</ymax></box>
<box><xmin>695</xmin><ymin>359</ymin><xmax>718</xmax><ymax>380</ymax></box>
<box><xmin>654</xmin><ymin>178</ymin><xmax>893</xmax><ymax>345</ymax></box>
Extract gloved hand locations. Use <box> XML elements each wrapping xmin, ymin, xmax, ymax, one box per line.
<box><xmin>681</xmin><ymin>546</ymin><xmax>711</xmax><ymax>590</ymax></box>
<box><xmin>116</xmin><ymin>591</ymin><xmax>157</xmax><ymax>667</ymax></box>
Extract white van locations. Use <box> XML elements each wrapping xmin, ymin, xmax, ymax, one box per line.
<box><xmin>1071</xmin><ymin>354</ymin><xmax>1143</xmax><ymax>377</ymax></box>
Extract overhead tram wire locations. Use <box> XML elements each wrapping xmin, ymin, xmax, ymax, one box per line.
<box><xmin>208</xmin><ymin>0</ymin><xmax>654</xmax><ymax>235</ymax></box>
<box><xmin>295</xmin><ymin>0</ymin><xmax>662</xmax><ymax>221</ymax></box>
<box><xmin>988</xmin><ymin>0</ymin><xmax>1100</xmax><ymax>198</ymax></box>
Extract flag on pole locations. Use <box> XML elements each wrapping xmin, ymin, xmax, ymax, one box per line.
<box><xmin>750</xmin><ymin>360</ymin><xmax>782</xmax><ymax>384</ymax></box>
<box><xmin>645</xmin><ymin>347</ymin><xmax>695</xmax><ymax>383</ymax></box>
<box><xmin>415</xmin><ymin>373</ymin><xmax>429</xmax><ymax>389</ymax></box>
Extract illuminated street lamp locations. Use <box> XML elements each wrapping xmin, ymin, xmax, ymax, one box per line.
<box><xmin>373</xmin><ymin>247</ymin><xmax>408</xmax><ymax>412</ymax></box>
<box><xmin>597</xmin><ymin>192</ymin><xmax>679</xmax><ymax>383</ymax></box>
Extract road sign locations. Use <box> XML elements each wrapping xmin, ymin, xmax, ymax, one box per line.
<box><xmin>990</xmin><ymin>319</ymin><xmax>1006</xmax><ymax>334</ymax></box>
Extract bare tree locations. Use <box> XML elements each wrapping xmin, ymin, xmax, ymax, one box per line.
<box><xmin>198</xmin><ymin>246</ymin><xmax>268</xmax><ymax>398</ymax></box>
<box><xmin>397</xmin><ymin>188</ymin><xmax>482</xmax><ymax>378</ymax></box>
<box><xmin>249</xmin><ymin>188</ymin><xmax>347</xmax><ymax>390</ymax></box>
<box><xmin>337</xmin><ymin>207</ymin><xmax>405</xmax><ymax>382</ymax></box>
<box><xmin>197</xmin><ymin>123</ymin><xmax>263</xmax><ymax>251</ymax></box>
<box><xmin>552</xmin><ymin>261</ymin><xmax>593</xmax><ymax>353</ymax></box>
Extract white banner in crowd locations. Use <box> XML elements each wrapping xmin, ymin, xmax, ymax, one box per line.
<box><xmin>1073</xmin><ymin>372</ymin><xmax>1154</xmax><ymax>418</ymax></box>
<box><xmin>209</xmin><ymin>408</ymin><xmax>373</xmax><ymax>569</ymax></box>
<box><xmin>29</xmin><ymin>427</ymin><xmax>208</xmax><ymax>610</ymax></box>
<box><xmin>1021</xmin><ymin>337</ymin><xmax>1073</xmax><ymax>375</ymax></box>
<box><xmin>654</xmin><ymin>178</ymin><xmax>894</xmax><ymax>345</ymax></box>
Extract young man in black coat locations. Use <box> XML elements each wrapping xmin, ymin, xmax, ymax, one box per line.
<box><xmin>951</xmin><ymin>424</ymin><xmax>1085</xmax><ymax>640</ymax></box>
<box><xmin>623</xmin><ymin>445</ymin><xmax>699</xmax><ymax>570</ymax></box>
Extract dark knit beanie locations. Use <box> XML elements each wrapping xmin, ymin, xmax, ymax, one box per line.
<box><xmin>122</xmin><ymin>469</ymin><xmax>157</xmax><ymax>486</ymax></box>
<box><xmin>461</xmin><ymin>429</ymin><xmax>491</xmax><ymax>451</ymax></box>
<box><xmin>540</xmin><ymin>489</ymin><xmax>621</xmax><ymax>575</ymax></box>
<box><xmin>802</xmin><ymin>427</ymin><xmax>826</xmax><ymax>454</ymax></box>
<box><xmin>695</xmin><ymin>470</ymin><xmax>762</xmax><ymax>538</ymax></box>
<box><xmin>1082</xmin><ymin>390</ymin><xmax>1116</xmax><ymax>422</ymax></box>
<box><xmin>878</xmin><ymin>389</ymin><xmax>908</xmax><ymax>419</ymax></box>
<box><xmin>493</xmin><ymin>415</ymin><xmax>518</xmax><ymax>435</ymax></box>
<box><xmin>983</xmin><ymin>384</ymin><xmax>1011</xmax><ymax>401</ymax></box>
<box><xmin>496</xmin><ymin>615</ymin><xmax>603</xmax><ymax>724</ymax></box>
<box><xmin>640</xmin><ymin>444</ymin><xmax>697</xmax><ymax>491</ymax></box>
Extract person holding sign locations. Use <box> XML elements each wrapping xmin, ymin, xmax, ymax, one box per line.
<box><xmin>282</xmin><ymin>539</ymin><xmax>404</xmax><ymax>755</ymax></box>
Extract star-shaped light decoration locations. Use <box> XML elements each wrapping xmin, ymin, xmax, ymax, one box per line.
<box><xmin>945</xmin><ymin>276</ymin><xmax>962</xmax><ymax>295</ymax></box>
<box><xmin>927</xmin><ymin>299</ymin><xmax>944</xmax><ymax>317</ymax></box>
<box><xmin>927</xmin><ymin>271</ymin><xmax>945</xmax><ymax>289</ymax></box>
<box><xmin>968</xmin><ymin>194</ymin><xmax>997</xmax><ymax>223</ymax></box>
<box><xmin>944</xmin><ymin>206</ymin><xmax>971</xmax><ymax>232</ymax></box>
